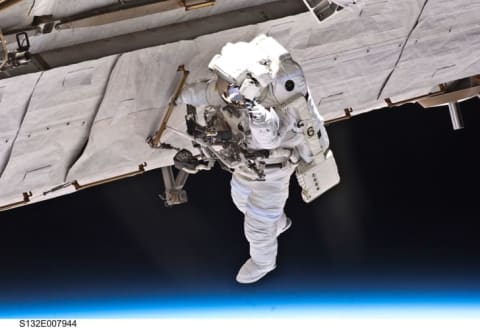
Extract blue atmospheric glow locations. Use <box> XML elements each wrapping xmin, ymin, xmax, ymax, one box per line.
<box><xmin>2</xmin><ymin>291</ymin><xmax>480</xmax><ymax>318</ymax></box>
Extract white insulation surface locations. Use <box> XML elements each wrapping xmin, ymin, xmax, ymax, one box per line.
<box><xmin>0</xmin><ymin>56</ymin><xmax>118</xmax><ymax>205</ymax></box>
<box><xmin>1</xmin><ymin>0</ymin><xmax>479</xmax><ymax>209</ymax></box>
<box><xmin>0</xmin><ymin>73</ymin><xmax>41</xmax><ymax>176</ymax></box>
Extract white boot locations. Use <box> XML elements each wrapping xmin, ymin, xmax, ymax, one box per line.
<box><xmin>236</xmin><ymin>215</ymin><xmax>279</xmax><ymax>284</ymax></box>
<box><xmin>236</xmin><ymin>216</ymin><xmax>290</xmax><ymax>283</ymax></box>
<box><xmin>236</xmin><ymin>259</ymin><xmax>276</xmax><ymax>284</ymax></box>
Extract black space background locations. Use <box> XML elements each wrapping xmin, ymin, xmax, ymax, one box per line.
<box><xmin>1</xmin><ymin>99</ymin><xmax>480</xmax><ymax>313</ymax></box>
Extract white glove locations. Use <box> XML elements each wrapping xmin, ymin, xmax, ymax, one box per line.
<box><xmin>248</xmin><ymin>103</ymin><xmax>269</xmax><ymax>122</ymax></box>
<box><xmin>248</xmin><ymin>103</ymin><xmax>281</xmax><ymax>150</ymax></box>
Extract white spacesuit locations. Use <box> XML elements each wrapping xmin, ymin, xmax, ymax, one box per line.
<box><xmin>179</xmin><ymin>35</ymin><xmax>337</xmax><ymax>283</ymax></box>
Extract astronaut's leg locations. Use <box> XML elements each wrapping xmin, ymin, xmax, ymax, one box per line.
<box><xmin>230</xmin><ymin>173</ymin><xmax>251</xmax><ymax>215</ymax></box>
<box><xmin>235</xmin><ymin>166</ymin><xmax>295</xmax><ymax>284</ymax></box>
<box><xmin>231</xmin><ymin>173</ymin><xmax>291</xmax><ymax>232</ymax></box>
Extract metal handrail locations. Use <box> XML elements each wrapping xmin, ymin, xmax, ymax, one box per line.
<box><xmin>72</xmin><ymin>163</ymin><xmax>147</xmax><ymax>191</ymax></box>
<box><xmin>149</xmin><ymin>65</ymin><xmax>190</xmax><ymax>148</ymax></box>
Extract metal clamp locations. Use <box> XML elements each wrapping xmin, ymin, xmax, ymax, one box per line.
<box><xmin>325</xmin><ymin>108</ymin><xmax>353</xmax><ymax>126</ymax></box>
<box><xmin>0</xmin><ymin>192</ymin><xmax>32</xmax><ymax>212</ymax></box>
<box><xmin>160</xmin><ymin>166</ymin><xmax>189</xmax><ymax>206</ymax></box>
<box><xmin>181</xmin><ymin>0</ymin><xmax>216</xmax><ymax>11</ymax></box>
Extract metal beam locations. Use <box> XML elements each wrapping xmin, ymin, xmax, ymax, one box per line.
<box><xmin>0</xmin><ymin>29</ymin><xmax>7</xmax><ymax>70</ymax></box>
<box><xmin>448</xmin><ymin>102</ymin><xmax>464</xmax><ymax>130</ymax></box>
<box><xmin>0</xmin><ymin>0</ymin><xmax>22</xmax><ymax>12</ymax></box>
<box><xmin>56</xmin><ymin>0</ymin><xmax>183</xmax><ymax>30</ymax></box>
<box><xmin>0</xmin><ymin>1</ymin><xmax>305</xmax><ymax>79</ymax></box>
<box><xmin>160</xmin><ymin>166</ymin><xmax>189</xmax><ymax>206</ymax></box>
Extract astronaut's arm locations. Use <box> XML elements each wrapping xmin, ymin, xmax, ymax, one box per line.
<box><xmin>179</xmin><ymin>79</ymin><xmax>224</xmax><ymax>107</ymax></box>
<box><xmin>248</xmin><ymin>103</ymin><xmax>284</xmax><ymax>150</ymax></box>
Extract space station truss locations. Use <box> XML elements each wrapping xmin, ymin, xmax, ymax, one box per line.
<box><xmin>0</xmin><ymin>0</ymin><xmax>479</xmax><ymax>210</ymax></box>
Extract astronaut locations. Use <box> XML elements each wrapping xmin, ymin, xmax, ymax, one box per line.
<box><xmin>178</xmin><ymin>35</ymin><xmax>336</xmax><ymax>283</ymax></box>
